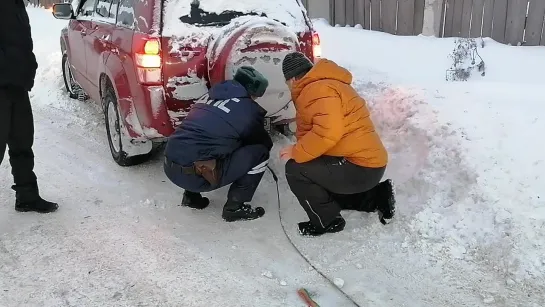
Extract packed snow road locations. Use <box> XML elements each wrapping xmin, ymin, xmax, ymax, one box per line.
<box><xmin>0</xmin><ymin>104</ymin><xmax>353</xmax><ymax>306</ymax></box>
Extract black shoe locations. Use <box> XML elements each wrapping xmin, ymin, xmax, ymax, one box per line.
<box><xmin>298</xmin><ymin>217</ymin><xmax>346</xmax><ymax>236</ymax></box>
<box><xmin>181</xmin><ymin>191</ymin><xmax>210</xmax><ymax>209</ymax></box>
<box><xmin>376</xmin><ymin>179</ymin><xmax>396</xmax><ymax>224</ymax></box>
<box><xmin>15</xmin><ymin>197</ymin><xmax>58</xmax><ymax>213</ymax></box>
<box><xmin>222</xmin><ymin>201</ymin><xmax>265</xmax><ymax>222</ymax></box>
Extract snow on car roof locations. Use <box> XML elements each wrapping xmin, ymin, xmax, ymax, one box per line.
<box><xmin>161</xmin><ymin>0</ymin><xmax>309</xmax><ymax>37</ymax></box>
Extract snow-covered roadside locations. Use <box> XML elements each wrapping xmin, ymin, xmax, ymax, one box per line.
<box><xmin>292</xmin><ymin>20</ymin><xmax>544</xmax><ymax>306</ymax></box>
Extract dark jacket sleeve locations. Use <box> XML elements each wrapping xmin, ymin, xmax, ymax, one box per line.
<box><xmin>0</xmin><ymin>48</ymin><xmax>5</xmax><ymax>71</ymax></box>
<box><xmin>243</xmin><ymin>121</ymin><xmax>273</xmax><ymax>150</ymax></box>
<box><xmin>0</xmin><ymin>0</ymin><xmax>38</xmax><ymax>91</ymax></box>
<box><xmin>240</xmin><ymin>104</ymin><xmax>273</xmax><ymax>150</ymax></box>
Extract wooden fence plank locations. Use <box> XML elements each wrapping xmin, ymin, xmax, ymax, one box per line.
<box><xmin>381</xmin><ymin>0</ymin><xmax>398</xmax><ymax>34</ymax></box>
<box><xmin>414</xmin><ymin>0</ymin><xmax>426</xmax><ymax>35</ymax></box>
<box><xmin>439</xmin><ymin>0</ymin><xmax>447</xmax><ymax>36</ymax></box>
<box><xmin>525</xmin><ymin>0</ymin><xmax>545</xmax><ymax>45</ymax></box>
<box><xmin>370</xmin><ymin>0</ymin><xmax>381</xmax><ymax>30</ymax></box>
<box><xmin>470</xmin><ymin>0</ymin><xmax>485</xmax><ymax>37</ymax></box>
<box><xmin>461</xmin><ymin>0</ymin><xmax>474</xmax><ymax>36</ymax></box>
<box><xmin>330</xmin><ymin>0</ymin><xmax>336</xmax><ymax>25</ymax></box>
<box><xmin>364</xmin><ymin>0</ymin><xmax>372</xmax><ymax>29</ymax></box>
<box><xmin>345</xmin><ymin>0</ymin><xmax>356</xmax><ymax>26</ymax></box>
<box><xmin>443</xmin><ymin>0</ymin><xmax>456</xmax><ymax>37</ymax></box>
<box><xmin>460</xmin><ymin>0</ymin><xmax>473</xmax><ymax>37</ymax></box>
<box><xmin>541</xmin><ymin>24</ymin><xmax>545</xmax><ymax>46</ymax></box>
<box><xmin>481</xmin><ymin>0</ymin><xmax>494</xmax><ymax>37</ymax></box>
<box><xmin>334</xmin><ymin>0</ymin><xmax>346</xmax><ymax>25</ymax></box>
<box><xmin>505</xmin><ymin>0</ymin><xmax>529</xmax><ymax>46</ymax></box>
<box><xmin>397</xmin><ymin>0</ymin><xmax>415</xmax><ymax>35</ymax></box>
<box><xmin>491</xmin><ymin>0</ymin><xmax>508</xmax><ymax>42</ymax></box>
<box><xmin>452</xmin><ymin>0</ymin><xmax>465</xmax><ymax>37</ymax></box>
<box><xmin>354</xmin><ymin>0</ymin><xmax>367</xmax><ymax>28</ymax></box>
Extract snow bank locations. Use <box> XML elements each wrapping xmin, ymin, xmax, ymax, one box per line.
<box><xmin>313</xmin><ymin>19</ymin><xmax>545</xmax><ymax>86</ymax></box>
<box><xmin>306</xmin><ymin>19</ymin><xmax>545</xmax><ymax>304</ymax></box>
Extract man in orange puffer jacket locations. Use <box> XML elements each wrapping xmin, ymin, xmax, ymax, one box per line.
<box><xmin>279</xmin><ymin>52</ymin><xmax>396</xmax><ymax>236</ymax></box>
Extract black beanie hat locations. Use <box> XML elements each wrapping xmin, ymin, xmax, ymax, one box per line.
<box><xmin>233</xmin><ymin>66</ymin><xmax>269</xmax><ymax>97</ymax></box>
<box><xmin>282</xmin><ymin>52</ymin><xmax>314</xmax><ymax>81</ymax></box>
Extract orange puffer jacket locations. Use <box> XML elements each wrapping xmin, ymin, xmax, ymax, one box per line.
<box><xmin>291</xmin><ymin>59</ymin><xmax>388</xmax><ymax>168</ymax></box>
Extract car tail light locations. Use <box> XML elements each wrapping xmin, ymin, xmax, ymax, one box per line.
<box><xmin>312</xmin><ymin>32</ymin><xmax>322</xmax><ymax>60</ymax></box>
<box><xmin>134</xmin><ymin>36</ymin><xmax>162</xmax><ymax>85</ymax></box>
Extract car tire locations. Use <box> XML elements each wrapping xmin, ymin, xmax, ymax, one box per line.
<box><xmin>103</xmin><ymin>85</ymin><xmax>152</xmax><ymax>167</ymax></box>
<box><xmin>62</xmin><ymin>54</ymin><xmax>79</xmax><ymax>99</ymax></box>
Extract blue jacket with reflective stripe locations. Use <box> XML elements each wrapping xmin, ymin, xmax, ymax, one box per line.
<box><xmin>165</xmin><ymin>80</ymin><xmax>272</xmax><ymax>166</ymax></box>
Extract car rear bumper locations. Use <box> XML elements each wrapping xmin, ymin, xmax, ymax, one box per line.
<box><xmin>120</xmin><ymin>84</ymin><xmax>296</xmax><ymax>142</ymax></box>
<box><xmin>119</xmin><ymin>85</ymin><xmax>175</xmax><ymax>141</ymax></box>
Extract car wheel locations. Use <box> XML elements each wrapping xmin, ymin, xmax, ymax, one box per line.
<box><xmin>103</xmin><ymin>86</ymin><xmax>152</xmax><ymax>166</ymax></box>
<box><xmin>62</xmin><ymin>54</ymin><xmax>79</xmax><ymax>99</ymax></box>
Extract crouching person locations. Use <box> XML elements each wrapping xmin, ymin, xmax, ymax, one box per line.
<box><xmin>280</xmin><ymin>52</ymin><xmax>396</xmax><ymax>236</ymax></box>
<box><xmin>164</xmin><ymin>67</ymin><xmax>272</xmax><ymax>222</ymax></box>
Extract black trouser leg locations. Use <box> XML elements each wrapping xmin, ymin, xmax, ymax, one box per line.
<box><xmin>0</xmin><ymin>90</ymin><xmax>12</xmax><ymax>167</ymax></box>
<box><xmin>0</xmin><ymin>87</ymin><xmax>38</xmax><ymax>201</ymax></box>
<box><xmin>285</xmin><ymin>156</ymin><xmax>385</xmax><ymax>229</ymax></box>
<box><xmin>220</xmin><ymin>144</ymin><xmax>270</xmax><ymax>204</ymax></box>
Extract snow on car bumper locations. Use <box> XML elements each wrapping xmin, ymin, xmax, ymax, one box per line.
<box><xmin>119</xmin><ymin>86</ymin><xmax>174</xmax><ymax>142</ymax></box>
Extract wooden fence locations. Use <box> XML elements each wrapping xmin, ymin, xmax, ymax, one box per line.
<box><xmin>306</xmin><ymin>0</ymin><xmax>427</xmax><ymax>35</ymax></box>
<box><xmin>302</xmin><ymin>0</ymin><xmax>545</xmax><ymax>46</ymax></box>
<box><xmin>440</xmin><ymin>0</ymin><xmax>545</xmax><ymax>46</ymax></box>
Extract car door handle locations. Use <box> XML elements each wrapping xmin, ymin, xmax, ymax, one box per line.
<box><xmin>81</xmin><ymin>30</ymin><xmax>87</xmax><ymax>36</ymax></box>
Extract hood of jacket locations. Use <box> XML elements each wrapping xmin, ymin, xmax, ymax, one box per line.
<box><xmin>291</xmin><ymin>59</ymin><xmax>353</xmax><ymax>101</ymax></box>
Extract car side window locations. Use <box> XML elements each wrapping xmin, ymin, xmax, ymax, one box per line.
<box><xmin>109</xmin><ymin>0</ymin><xmax>120</xmax><ymax>19</ymax></box>
<box><xmin>79</xmin><ymin>0</ymin><xmax>98</xmax><ymax>17</ymax></box>
<box><xmin>95</xmin><ymin>0</ymin><xmax>112</xmax><ymax>18</ymax></box>
<box><xmin>117</xmin><ymin>0</ymin><xmax>135</xmax><ymax>29</ymax></box>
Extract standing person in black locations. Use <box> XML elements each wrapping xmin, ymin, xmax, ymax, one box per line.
<box><xmin>0</xmin><ymin>0</ymin><xmax>58</xmax><ymax>213</ymax></box>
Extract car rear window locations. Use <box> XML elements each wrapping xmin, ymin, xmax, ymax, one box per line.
<box><xmin>162</xmin><ymin>0</ymin><xmax>308</xmax><ymax>37</ymax></box>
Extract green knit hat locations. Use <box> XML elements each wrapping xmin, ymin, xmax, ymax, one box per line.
<box><xmin>234</xmin><ymin>66</ymin><xmax>269</xmax><ymax>98</ymax></box>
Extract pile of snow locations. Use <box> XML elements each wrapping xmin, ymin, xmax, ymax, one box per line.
<box><xmin>278</xmin><ymin>19</ymin><xmax>544</xmax><ymax>305</ymax></box>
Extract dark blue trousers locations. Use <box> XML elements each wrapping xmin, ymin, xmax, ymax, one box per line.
<box><xmin>164</xmin><ymin>144</ymin><xmax>270</xmax><ymax>203</ymax></box>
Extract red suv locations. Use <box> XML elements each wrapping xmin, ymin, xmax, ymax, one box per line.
<box><xmin>52</xmin><ymin>0</ymin><xmax>321</xmax><ymax>166</ymax></box>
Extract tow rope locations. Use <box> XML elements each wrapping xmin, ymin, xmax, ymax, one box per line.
<box><xmin>267</xmin><ymin>166</ymin><xmax>362</xmax><ymax>307</ymax></box>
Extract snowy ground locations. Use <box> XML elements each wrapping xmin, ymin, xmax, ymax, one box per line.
<box><xmin>1</xmin><ymin>7</ymin><xmax>544</xmax><ymax>307</ymax></box>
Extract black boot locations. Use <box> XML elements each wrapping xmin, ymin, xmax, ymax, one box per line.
<box><xmin>15</xmin><ymin>197</ymin><xmax>58</xmax><ymax>213</ymax></box>
<box><xmin>181</xmin><ymin>191</ymin><xmax>210</xmax><ymax>209</ymax></box>
<box><xmin>298</xmin><ymin>216</ymin><xmax>346</xmax><ymax>236</ymax></box>
<box><xmin>375</xmin><ymin>179</ymin><xmax>396</xmax><ymax>224</ymax></box>
<box><xmin>222</xmin><ymin>201</ymin><xmax>265</xmax><ymax>222</ymax></box>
